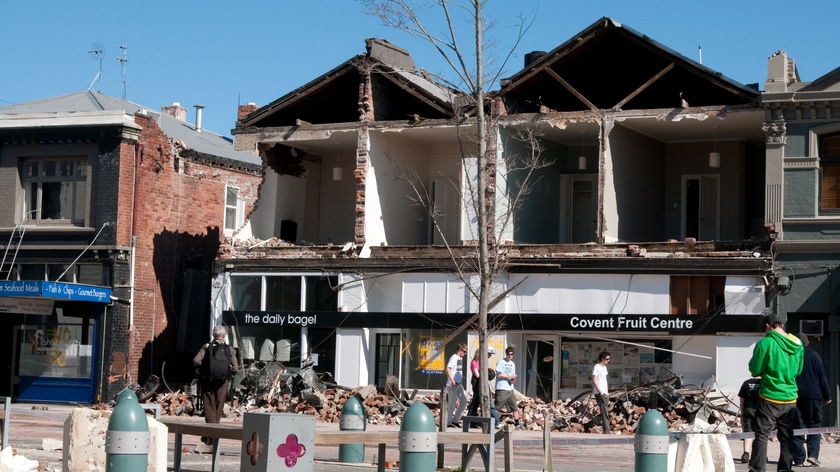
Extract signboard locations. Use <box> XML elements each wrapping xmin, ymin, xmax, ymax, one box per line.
<box><xmin>0</xmin><ymin>281</ymin><xmax>111</xmax><ymax>303</ymax></box>
<box><xmin>0</xmin><ymin>297</ymin><xmax>54</xmax><ymax>315</ymax></box>
<box><xmin>224</xmin><ymin>311</ymin><xmax>765</xmax><ymax>334</ymax></box>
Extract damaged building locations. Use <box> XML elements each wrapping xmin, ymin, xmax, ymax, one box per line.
<box><xmin>214</xmin><ymin>18</ymin><xmax>798</xmax><ymax>412</ymax></box>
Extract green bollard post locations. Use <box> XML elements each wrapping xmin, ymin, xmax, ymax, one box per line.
<box><xmin>399</xmin><ymin>402</ymin><xmax>437</xmax><ymax>472</ymax></box>
<box><xmin>339</xmin><ymin>395</ymin><xmax>366</xmax><ymax>463</ymax></box>
<box><xmin>106</xmin><ymin>389</ymin><xmax>149</xmax><ymax>472</ymax></box>
<box><xmin>634</xmin><ymin>409</ymin><xmax>669</xmax><ymax>472</ymax></box>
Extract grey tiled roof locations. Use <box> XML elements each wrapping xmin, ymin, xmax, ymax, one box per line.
<box><xmin>0</xmin><ymin>91</ymin><xmax>261</xmax><ymax>166</ymax></box>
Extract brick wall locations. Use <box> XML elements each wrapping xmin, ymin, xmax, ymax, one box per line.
<box><xmin>120</xmin><ymin>113</ymin><xmax>261</xmax><ymax>386</ymax></box>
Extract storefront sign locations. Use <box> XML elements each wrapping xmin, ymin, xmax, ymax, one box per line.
<box><xmin>0</xmin><ymin>281</ymin><xmax>112</xmax><ymax>303</ymax></box>
<box><xmin>0</xmin><ymin>297</ymin><xmax>54</xmax><ymax>315</ymax></box>
<box><xmin>225</xmin><ymin>311</ymin><xmax>765</xmax><ymax>334</ymax></box>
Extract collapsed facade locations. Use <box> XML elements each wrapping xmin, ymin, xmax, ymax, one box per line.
<box><xmin>216</xmin><ymin>17</ymin><xmax>786</xmax><ymax>410</ymax></box>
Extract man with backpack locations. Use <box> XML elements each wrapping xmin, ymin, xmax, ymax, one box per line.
<box><xmin>193</xmin><ymin>325</ymin><xmax>239</xmax><ymax>447</ymax></box>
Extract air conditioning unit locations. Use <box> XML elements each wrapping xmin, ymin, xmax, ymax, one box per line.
<box><xmin>800</xmin><ymin>319</ymin><xmax>824</xmax><ymax>336</ymax></box>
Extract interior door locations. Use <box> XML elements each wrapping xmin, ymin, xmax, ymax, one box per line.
<box><xmin>682</xmin><ymin>175</ymin><xmax>719</xmax><ymax>240</ymax></box>
<box><xmin>561</xmin><ymin>175</ymin><xmax>596</xmax><ymax>243</ymax></box>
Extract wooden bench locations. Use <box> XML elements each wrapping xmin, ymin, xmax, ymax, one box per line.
<box><xmin>159</xmin><ymin>416</ymin><xmax>512</xmax><ymax>472</ymax></box>
<box><xmin>158</xmin><ymin>417</ymin><xmax>243</xmax><ymax>472</ymax></box>
<box><xmin>316</xmin><ymin>426</ymin><xmax>512</xmax><ymax>472</ymax></box>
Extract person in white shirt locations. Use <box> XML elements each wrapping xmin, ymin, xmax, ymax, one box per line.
<box><xmin>495</xmin><ymin>347</ymin><xmax>518</xmax><ymax>415</ymax></box>
<box><xmin>444</xmin><ymin>343</ymin><xmax>469</xmax><ymax>427</ymax></box>
<box><xmin>591</xmin><ymin>351</ymin><xmax>611</xmax><ymax>434</ymax></box>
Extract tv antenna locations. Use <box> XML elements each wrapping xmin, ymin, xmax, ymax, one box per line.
<box><xmin>117</xmin><ymin>45</ymin><xmax>128</xmax><ymax>99</ymax></box>
<box><xmin>87</xmin><ymin>43</ymin><xmax>104</xmax><ymax>92</ymax></box>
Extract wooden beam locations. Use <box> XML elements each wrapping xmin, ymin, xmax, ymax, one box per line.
<box><xmin>612</xmin><ymin>63</ymin><xmax>675</xmax><ymax>111</ymax></box>
<box><xmin>544</xmin><ymin>68</ymin><xmax>599</xmax><ymax>112</ymax></box>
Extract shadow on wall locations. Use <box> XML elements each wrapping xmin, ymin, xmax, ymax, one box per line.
<box><xmin>138</xmin><ymin>227</ymin><xmax>221</xmax><ymax>390</ymax></box>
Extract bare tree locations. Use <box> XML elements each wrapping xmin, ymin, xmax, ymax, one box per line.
<box><xmin>362</xmin><ymin>0</ymin><xmax>543</xmax><ymax>423</ymax></box>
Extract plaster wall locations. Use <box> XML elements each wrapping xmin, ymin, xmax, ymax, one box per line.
<box><xmin>606</xmin><ymin>125</ymin><xmax>666</xmax><ymax>242</ymax></box>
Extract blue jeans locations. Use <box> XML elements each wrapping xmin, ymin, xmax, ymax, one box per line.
<box><xmin>749</xmin><ymin>399</ymin><xmax>798</xmax><ymax>472</ymax></box>
<box><xmin>793</xmin><ymin>398</ymin><xmax>824</xmax><ymax>463</ymax></box>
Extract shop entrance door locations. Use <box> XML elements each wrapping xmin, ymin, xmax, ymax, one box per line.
<box><xmin>525</xmin><ymin>336</ymin><xmax>556</xmax><ymax>402</ymax></box>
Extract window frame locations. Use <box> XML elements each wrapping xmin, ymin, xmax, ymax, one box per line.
<box><xmin>223</xmin><ymin>184</ymin><xmax>243</xmax><ymax>235</ymax></box>
<box><xmin>818</xmin><ymin>132</ymin><xmax>840</xmax><ymax>213</ymax></box>
<box><xmin>20</xmin><ymin>156</ymin><xmax>90</xmax><ymax>227</ymax></box>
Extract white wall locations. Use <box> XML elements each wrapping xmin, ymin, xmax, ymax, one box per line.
<box><xmin>671</xmin><ymin>335</ymin><xmax>716</xmax><ymax>388</ymax></box>
<box><xmin>716</xmin><ymin>335</ymin><xmax>761</xmax><ymax>396</ymax></box>
<box><xmin>506</xmin><ymin>273</ymin><xmax>670</xmax><ymax>314</ymax></box>
<box><xmin>335</xmin><ymin>329</ymin><xmax>367</xmax><ymax>387</ymax></box>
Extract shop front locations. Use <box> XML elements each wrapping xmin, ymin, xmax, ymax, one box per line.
<box><xmin>0</xmin><ymin>280</ymin><xmax>111</xmax><ymax>403</ymax></box>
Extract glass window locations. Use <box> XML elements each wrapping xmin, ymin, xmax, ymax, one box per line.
<box><xmin>230</xmin><ymin>276</ymin><xmax>261</xmax><ymax>311</ymax></box>
<box><xmin>224</xmin><ymin>186</ymin><xmax>241</xmax><ymax>233</ymax></box>
<box><xmin>401</xmin><ymin>329</ymin><xmax>467</xmax><ymax>390</ymax></box>
<box><xmin>18</xmin><ymin>324</ymin><xmax>94</xmax><ymax>379</ymax></box>
<box><xmin>266</xmin><ymin>276</ymin><xmax>301</xmax><ymax>310</ymax></box>
<box><xmin>820</xmin><ymin>133</ymin><xmax>840</xmax><ymax>211</ymax></box>
<box><xmin>21</xmin><ymin>157</ymin><xmax>88</xmax><ymax>226</ymax></box>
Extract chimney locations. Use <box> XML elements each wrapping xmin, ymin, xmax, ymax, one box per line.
<box><xmin>765</xmin><ymin>50</ymin><xmax>800</xmax><ymax>93</ymax></box>
<box><xmin>238</xmin><ymin>102</ymin><xmax>258</xmax><ymax>121</ymax></box>
<box><xmin>161</xmin><ymin>102</ymin><xmax>187</xmax><ymax>121</ymax></box>
<box><xmin>524</xmin><ymin>51</ymin><xmax>547</xmax><ymax>68</ymax></box>
<box><xmin>194</xmin><ymin>104</ymin><xmax>205</xmax><ymax>133</ymax></box>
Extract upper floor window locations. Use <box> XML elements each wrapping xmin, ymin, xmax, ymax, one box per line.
<box><xmin>224</xmin><ymin>185</ymin><xmax>243</xmax><ymax>235</ymax></box>
<box><xmin>21</xmin><ymin>157</ymin><xmax>88</xmax><ymax>226</ymax></box>
<box><xmin>820</xmin><ymin>133</ymin><xmax>840</xmax><ymax>211</ymax></box>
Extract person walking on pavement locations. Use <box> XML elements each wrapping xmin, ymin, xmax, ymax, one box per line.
<box><xmin>792</xmin><ymin>333</ymin><xmax>831</xmax><ymax>467</ymax></box>
<box><xmin>445</xmin><ymin>343</ymin><xmax>469</xmax><ymax>427</ymax></box>
<box><xmin>193</xmin><ymin>325</ymin><xmax>239</xmax><ymax>450</ymax></box>
<box><xmin>467</xmin><ymin>347</ymin><xmax>500</xmax><ymax>428</ymax></box>
<box><xmin>748</xmin><ymin>312</ymin><xmax>804</xmax><ymax>472</ymax></box>
<box><xmin>592</xmin><ymin>351</ymin><xmax>611</xmax><ymax>434</ymax></box>
<box><xmin>495</xmin><ymin>346</ymin><xmax>519</xmax><ymax>420</ymax></box>
<box><xmin>738</xmin><ymin>376</ymin><xmax>761</xmax><ymax>464</ymax></box>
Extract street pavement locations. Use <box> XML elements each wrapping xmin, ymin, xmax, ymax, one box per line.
<box><xmin>4</xmin><ymin>403</ymin><xmax>840</xmax><ymax>471</ymax></box>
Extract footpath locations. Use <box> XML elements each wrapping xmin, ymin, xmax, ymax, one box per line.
<box><xmin>4</xmin><ymin>403</ymin><xmax>840</xmax><ymax>471</ymax></box>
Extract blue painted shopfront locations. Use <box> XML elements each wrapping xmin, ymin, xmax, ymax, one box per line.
<box><xmin>0</xmin><ymin>281</ymin><xmax>111</xmax><ymax>403</ymax></box>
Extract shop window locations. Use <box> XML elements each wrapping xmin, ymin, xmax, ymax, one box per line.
<box><xmin>669</xmin><ymin>276</ymin><xmax>725</xmax><ymax>315</ymax></box>
<box><xmin>820</xmin><ymin>133</ymin><xmax>840</xmax><ymax>211</ymax></box>
<box><xmin>561</xmin><ymin>339</ymin><xmax>672</xmax><ymax>390</ymax></box>
<box><xmin>21</xmin><ymin>157</ymin><xmax>89</xmax><ymax>226</ymax></box>
<box><xmin>230</xmin><ymin>276</ymin><xmax>261</xmax><ymax>310</ymax></box>
<box><xmin>401</xmin><ymin>329</ymin><xmax>467</xmax><ymax>390</ymax></box>
<box><xmin>18</xmin><ymin>323</ymin><xmax>94</xmax><ymax>379</ymax></box>
<box><xmin>266</xmin><ymin>276</ymin><xmax>301</xmax><ymax>310</ymax></box>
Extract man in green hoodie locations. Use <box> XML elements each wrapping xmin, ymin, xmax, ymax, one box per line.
<box><xmin>747</xmin><ymin>312</ymin><xmax>804</xmax><ymax>472</ymax></box>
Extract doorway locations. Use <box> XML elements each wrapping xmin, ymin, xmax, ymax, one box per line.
<box><xmin>525</xmin><ymin>336</ymin><xmax>556</xmax><ymax>402</ymax></box>
<box><xmin>682</xmin><ymin>175</ymin><xmax>719</xmax><ymax>240</ymax></box>
<box><xmin>561</xmin><ymin>175</ymin><xmax>597</xmax><ymax>243</ymax></box>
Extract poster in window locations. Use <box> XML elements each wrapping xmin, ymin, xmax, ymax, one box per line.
<box><xmin>417</xmin><ymin>336</ymin><xmax>446</xmax><ymax>374</ymax></box>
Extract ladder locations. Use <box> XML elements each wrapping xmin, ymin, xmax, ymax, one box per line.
<box><xmin>0</xmin><ymin>222</ymin><xmax>28</xmax><ymax>280</ymax></box>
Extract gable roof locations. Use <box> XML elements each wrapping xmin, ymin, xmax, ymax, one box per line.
<box><xmin>500</xmin><ymin>17</ymin><xmax>759</xmax><ymax>113</ymax></box>
<box><xmin>799</xmin><ymin>65</ymin><xmax>840</xmax><ymax>93</ymax></box>
<box><xmin>237</xmin><ymin>38</ymin><xmax>456</xmax><ymax>128</ymax></box>
<box><xmin>0</xmin><ymin>91</ymin><xmax>261</xmax><ymax>166</ymax></box>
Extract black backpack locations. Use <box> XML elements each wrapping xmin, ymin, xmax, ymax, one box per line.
<box><xmin>201</xmin><ymin>341</ymin><xmax>232</xmax><ymax>382</ymax></box>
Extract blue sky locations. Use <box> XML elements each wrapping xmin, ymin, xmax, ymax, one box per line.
<box><xmin>1</xmin><ymin>1</ymin><xmax>837</xmax><ymax>137</ymax></box>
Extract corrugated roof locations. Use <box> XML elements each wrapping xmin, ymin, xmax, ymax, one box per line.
<box><xmin>0</xmin><ymin>91</ymin><xmax>261</xmax><ymax>166</ymax></box>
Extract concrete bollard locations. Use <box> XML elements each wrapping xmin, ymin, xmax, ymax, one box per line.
<box><xmin>106</xmin><ymin>389</ymin><xmax>149</xmax><ymax>472</ymax></box>
<box><xmin>338</xmin><ymin>395</ymin><xmax>366</xmax><ymax>463</ymax></box>
<box><xmin>634</xmin><ymin>409</ymin><xmax>669</xmax><ymax>472</ymax></box>
<box><xmin>399</xmin><ymin>402</ymin><xmax>437</xmax><ymax>472</ymax></box>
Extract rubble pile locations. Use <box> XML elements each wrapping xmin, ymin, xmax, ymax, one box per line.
<box><xmin>141</xmin><ymin>368</ymin><xmax>745</xmax><ymax>435</ymax></box>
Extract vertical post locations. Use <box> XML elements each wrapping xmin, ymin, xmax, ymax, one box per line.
<box><xmin>543</xmin><ymin>413</ymin><xmax>553</xmax><ymax>472</ymax></box>
<box><xmin>634</xmin><ymin>409</ymin><xmax>669</xmax><ymax>472</ymax></box>
<box><xmin>106</xmin><ymin>389</ymin><xmax>149</xmax><ymax>472</ymax></box>
<box><xmin>0</xmin><ymin>396</ymin><xmax>9</xmax><ymax>450</ymax></box>
<box><xmin>339</xmin><ymin>395</ymin><xmax>366</xmax><ymax>463</ymax></box>
<box><xmin>400</xmin><ymin>402</ymin><xmax>437</xmax><ymax>472</ymax></box>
